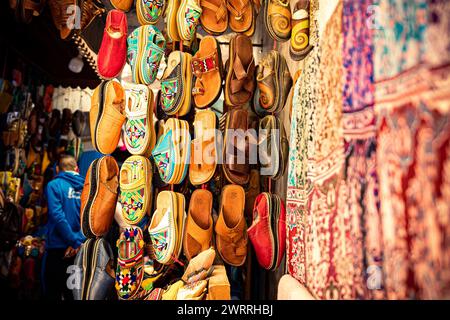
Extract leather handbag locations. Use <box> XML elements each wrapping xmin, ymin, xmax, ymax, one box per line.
<box><xmin>73</xmin><ymin>238</ymin><xmax>115</xmax><ymax>300</ymax></box>
<box><xmin>80</xmin><ymin>156</ymin><xmax>119</xmax><ymax>238</ymax></box>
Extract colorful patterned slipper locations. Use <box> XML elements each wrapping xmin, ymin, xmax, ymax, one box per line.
<box><xmin>189</xmin><ymin>110</ymin><xmax>217</xmax><ymax>186</ymax></box>
<box><xmin>139</xmin><ymin>25</ymin><xmax>166</xmax><ymax>84</ymax></box>
<box><xmin>127</xmin><ymin>27</ymin><xmax>141</xmax><ymax>84</ymax></box>
<box><xmin>192</xmin><ymin>36</ymin><xmax>223</xmax><ymax>108</ymax></box>
<box><xmin>177</xmin><ymin>0</ymin><xmax>202</xmax><ymax>43</ymax></box>
<box><xmin>160</xmin><ymin>51</ymin><xmax>193</xmax><ymax>117</ymax></box>
<box><xmin>152</xmin><ymin>126</ymin><xmax>178</xmax><ymax>184</ymax></box>
<box><xmin>165</xmin><ymin>0</ymin><xmax>181</xmax><ymax>42</ymax></box>
<box><xmin>137</xmin><ymin>0</ymin><xmax>166</xmax><ymax>25</ymax></box>
<box><xmin>289</xmin><ymin>0</ymin><xmax>314</xmax><ymax>61</ymax></box>
<box><xmin>123</xmin><ymin>83</ymin><xmax>156</xmax><ymax>157</ymax></box>
<box><xmin>200</xmin><ymin>0</ymin><xmax>228</xmax><ymax>35</ymax></box>
<box><xmin>149</xmin><ymin>191</ymin><xmax>185</xmax><ymax>265</ymax></box>
<box><xmin>120</xmin><ymin>156</ymin><xmax>153</xmax><ymax>226</ymax></box>
<box><xmin>264</xmin><ymin>0</ymin><xmax>292</xmax><ymax>42</ymax></box>
<box><xmin>167</xmin><ymin>118</ymin><xmax>191</xmax><ymax>184</ymax></box>
<box><xmin>115</xmin><ymin>227</ymin><xmax>145</xmax><ymax>300</ymax></box>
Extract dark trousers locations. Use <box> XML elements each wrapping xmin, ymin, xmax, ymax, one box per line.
<box><xmin>43</xmin><ymin>248</ymin><xmax>74</xmax><ymax>300</ymax></box>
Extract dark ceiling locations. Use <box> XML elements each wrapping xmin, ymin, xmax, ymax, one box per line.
<box><xmin>0</xmin><ymin>1</ymin><xmax>104</xmax><ymax>88</ymax></box>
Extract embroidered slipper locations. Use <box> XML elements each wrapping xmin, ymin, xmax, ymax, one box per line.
<box><xmin>123</xmin><ymin>83</ymin><xmax>156</xmax><ymax>157</ymax></box>
<box><xmin>160</xmin><ymin>51</ymin><xmax>193</xmax><ymax>116</ymax></box>
<box><xmin>152</xmin><ymin>129</ymin><xmax>176</xmax><ymax>184</ymax></box>
<box><xmin>139</xmin><ymin>25</ymin><xmax>166</xmax><ymax>84</ymax></box>
<box><xmin>183</xmin><ymin>190</ymin><xmax>213</xmax><ymax>260</ymax></box>
<box><xmin>189</xmin><ymin>110</ymin><xmax>217</xmax><ymax>186</ymax></box>
<box><xmin>264</xmin><ymin>0</ymin><xmax>291</xmax><ymax>42</ymax></box>
<box><xmin>192</xmin><ymin>36</ymin><xmax>223</xmax><ymax>108</ymax></box>
<box><xmin>165</xmin><ymin>0</ymin><xmax>181</xmax><ymax>42</ymax></box>
<box><xmin>215</xmin><ymin>184</ymin><xmax>248</xmax><ymax>266</ymax></box>
<box><xmin>290</xmin><ymin>0</ymin><xmax>314</xmax><ymax>61</ymax></box>
<box><xmin>200</xmin><ymin>0</ymin><xmax>228</xmax><ymax>35</ymax></box>
<box><xmin>119</xmin><ymin>156</ymin><xmax>153</xmax><ymax>226</ymax></box>
<box><xmin>149</xmin><ymin>191</ymin><xmax>186</xmax><ymax>265</ymax></box>
<box><xmin>136</xmin><ymin>0</ymin><xmax>166</xmax><ymax>25</ymax></box>
<box><xmin>177</xmin><ymin>0</ymin><xmax>202</xmax><ymax>43</ymax></box>
<box><xmin>224</xmin><ymin>34</ymin><xmax>255</xmax><ymax>107</ymax></box>
<box><xmin>115</xmin><ymin>227</ymin><xmax>145</xmax><ymax>300</ymax></box>
<box><xmin>127</xmin><ymin>27</ymin><xmax>141</xmax><ymax>84</ymax></box>
<box><xmin>168</xmin><ymin>118</ymin><xmax>191</xmax><ymax>184</ymax></box>
<box><xmin>227</xmin><ymin>0</ymin><xmax>254</xmax><ymax>35</ymax></box>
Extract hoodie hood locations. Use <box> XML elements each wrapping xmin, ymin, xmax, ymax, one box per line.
<box><xmin>55</xmin><ymin>171</ymin><xmax>85</xmax><ymax>191</ymax></box>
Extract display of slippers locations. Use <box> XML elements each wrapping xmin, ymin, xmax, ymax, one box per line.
<box><xmin>215</xmin><ymin>184</ymin><xmax>248</xmax><ymax>266</ymax></box>
<box><xmin>199</xmin><ymin>0</ymin><xmax>228</xmax><ymax>35</ymax></box>
<box><xmin>290</xmin><ymin>0</ymin><xmax>314</xmax><ymax>61</ymax></box>
<box><xmin>136</xmin><ymin>0</ymin><xmax>166</xmax><ymax>25</ymax></box>
<box><xmin>248</xmin><ymin>192</ymin><xmax>286</xmax><ymax>270</ymax></box>
<box><xmin>177</xmin><ymin>0</ymin><xmax>202</xmax><ymax>43</ymax></box>
<box><xmin>160</xmin><ymin>51</ymin><xmax>193</xmax><ymax>116</ymax></box>
<box><xmin>123</xmin><ymin>83</ymin><xmax>156</xmax><ymax>157</ymax></box>
<box><xmin>119</xmin><ymin>156</ymin><xmax>153</xmax><ymax>227</ymax></box>
<box><xmin>264</xmin><ymin>0</ymin><xmax>291</xmax><ymax>42</ymax></box>
<box><xmin>224</xmin><ymin>34</ymin><xmax>255</xmax><ymax>107</ymax></box>
<box><xmin>115</xmin><ymin>227</ymin><xmax>145</xmax><ymax>300</ymax></box>
<box><xmin>189</xmin><ymin>110</ymin><xmax>217</xmax><ymax>186</ymax></box>
<box><xmin>90</xmin><ymin>80</ymin><xmax>126</xmax><ymax>155</ymax></box>
<box><xmin>191</xmin><ymin>36</ymin><xmax>223</xmax><ymax>108</ymax></box>
<box><xmin>148</xmin><ymin>191</ymin><xmax>186</xmax><ymax>265</ymax></box>
<box><xmin>256</xmin><ymin>50</ymin><xmax>292</xmax><ymax>114</ymax></box>
<box><xmin>127</xmin><ymin>25</ymin><xmax>166</xmax><ymax>85</ymax></box>
<box><xmin>97</xmin><ymin>9</ymin><xmax>127</xmax><ymax>80</ymax></box>
<box><xmin>183</xmin><ymin>190</ymin><xmax>213</xmax><ymax>260</ymax></box>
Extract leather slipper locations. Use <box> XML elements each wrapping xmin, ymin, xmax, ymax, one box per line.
<box><xmin>215</xmin><ymin>184</ymin><xmax>247</xmax><ymax>266</ymax></box>
<box><xmin>224</xmin><ymin>34</ymin><xmax>255</xmax><ymax>107</ymax></box>
<box><xmin>264</xmin><ymin>0</ymin><xmax>291</xmax><ymax>41</ymax></box>
<box><xmin>192</xmin><ymin>36</ymin><xmax>223</xmax><ymax>108</ymax></box>
<box><xmin>136</xmin><ymin>0</ymin><xmax>166</xmax><ymax>25</ymax></box>
<box><xmin>189</xmin><ymin>110</ymin><xmax>217</xmax><ymax>186</ymax></box>
<box><xmin>200</xmin><ymin>0</ymin><xmax>228</xmax><ymax>35</ymax></box>
<box><xmin>183</xmin><ymin>190</ymin><xmax>213</xmax><ymax>260</ymax></box>
<box><xmin>227</xmin><ymin>0</ymin><xmax>253</xmax><ymax>34</ymax></box>
<box><xmin>290</xmin><ymin>0</ymin><xmax>314</xmax><ymax>61</ymax></box>
<box><xmin>177</xmin><ymin>0</ymin><xmax>202</xmax><ymax>42</ymax></box>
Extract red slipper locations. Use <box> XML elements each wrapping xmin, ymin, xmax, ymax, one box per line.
<box><xmin>97</xmin><ymin>9</ymin><xmax>128</xmax><ymax>80</ymax></box>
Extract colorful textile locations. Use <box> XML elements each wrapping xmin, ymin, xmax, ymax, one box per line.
<box><xmin>373</xmin><ymin>0</ymin><xmax>450</xmax><ymax>299</ymax></box>
<box><xmin>342</xmin><ymin>0</ymin><xmax>384</xmax><ymax>299</ymax></box>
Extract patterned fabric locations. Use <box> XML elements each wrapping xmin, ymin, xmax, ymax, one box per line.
<box><xmin>373</xmin><ymin>0</ymin><xmax>450</xmax><ymax>300</ymax></box>
<box><xmin>150</xmin><ymin>228</ymin><xmax>169</xmax><ymax>261</ymax></box>
<box><xmin>342</xmin><ymin>0</ymin><xmax>384</xmax><ymax>299</ymax></box>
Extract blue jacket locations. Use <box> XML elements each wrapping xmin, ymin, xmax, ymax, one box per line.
<box><xmin>45</xmin><ymin>171</ymin><xmax>86</xmax><ymax>249</ymax></box>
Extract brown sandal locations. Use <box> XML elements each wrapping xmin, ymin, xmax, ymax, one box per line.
<box><xmin>200</xmin><ymin>0</ymin><xmax>228</xmax><ymax>35</ymax></box>
<box><xmin>227</xmin><ymin>0</ymin><xmax>254</xmax><ymax>35</ymax></box>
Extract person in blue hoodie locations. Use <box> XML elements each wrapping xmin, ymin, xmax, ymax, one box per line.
<box><xmin>43</xmin><ymin>154</ymin><xmax>85</xmax><ymax>300</ymax></box>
